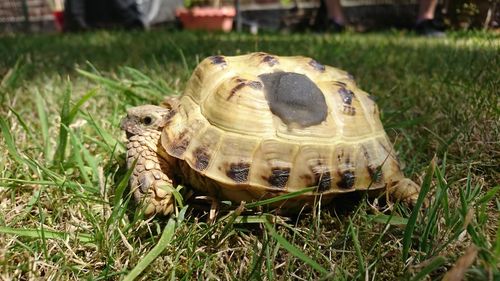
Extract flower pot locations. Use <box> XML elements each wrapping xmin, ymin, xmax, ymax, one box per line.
<box><xmin>176</xmin><ymin>6</ymin><xmax>236</xmax><ymax>32</ymax></box>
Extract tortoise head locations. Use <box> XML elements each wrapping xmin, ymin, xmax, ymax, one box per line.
<box><xmin>120</xmin><ymin>105</ymin><xmax>173</xmax><ymax>138</ymax></box>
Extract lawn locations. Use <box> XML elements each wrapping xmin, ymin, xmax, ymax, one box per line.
<box><xmin>0</xmin><ymin>29</ymin><xmax>498</xmax><ymax>280</ymax></box>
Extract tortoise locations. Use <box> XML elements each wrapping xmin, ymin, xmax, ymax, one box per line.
<box><xmin>120</xmin><ymin>52</ymin><xmax>420</xmax><ymax>216</ymax></box>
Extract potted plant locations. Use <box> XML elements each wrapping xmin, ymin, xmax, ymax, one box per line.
<box><xmin>176</xmin><ymin>0</ymin><xmax>236</xmax><ymax>32</ymax></box>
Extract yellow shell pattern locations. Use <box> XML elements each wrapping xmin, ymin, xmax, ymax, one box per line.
<box><xmin>161</xmin><ymin>53</ymin><xmax>407</xmax><ymax>202</ymax></box>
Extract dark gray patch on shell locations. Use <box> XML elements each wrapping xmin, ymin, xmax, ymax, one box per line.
<box><xmin>193</xmin><ymin>147</ymin><xmax>210</xmax><ymax>171</ymax></box>
<box><xmin>267</xmin><ymin>167</ymin><xmax>290</xmax><ymax>188</ymax></box>
<box><xmin>259</xmin><ymin>72</ymin><xmax>328</xmax><ymax>127</ymax></box>
<box><xmin>309</xmin><ymin>59</ymin><xmax>325</xmax><ymax>72</ymax></box>
<box><xmin>337</xmin><ymin>170</ymin><xmax>355</xmax><ymax>189</ymax></box>
<box><xmin>227</xmin><ymin>162</ymin><xmax>250</xmax><ymax>183</ymax></box>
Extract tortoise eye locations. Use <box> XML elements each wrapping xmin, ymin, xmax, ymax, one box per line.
<box><xmin>143</xmin><ymin>116</ymin><xmax>153</xmax><ymax>125</ymax></box>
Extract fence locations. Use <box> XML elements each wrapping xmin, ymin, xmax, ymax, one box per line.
<box><xmin>0</xmin><ymin>0</ymin><xmax>55</xmax><ymax>32</ymax></box>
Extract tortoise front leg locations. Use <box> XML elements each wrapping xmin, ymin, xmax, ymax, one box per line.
<box><xmin>126</xmin><ymin>132</ymin><xmax>176</xmax><ymax>216</ymax></box>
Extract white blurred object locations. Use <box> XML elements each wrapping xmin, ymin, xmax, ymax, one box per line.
<box><xmin>137</xmin><ymin>0</ymin><xmax>184</xmax><ymax>26</ymax></box>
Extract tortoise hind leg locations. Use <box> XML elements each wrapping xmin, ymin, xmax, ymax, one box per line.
<box><xmin>388</xmin><ymin>178</ymin><xmax>421</xmax><ymax>206</ymax></box>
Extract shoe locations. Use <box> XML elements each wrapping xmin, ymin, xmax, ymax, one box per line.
<box><xmin>328</xmin><ymin>19</ymin><xmax>345</xmax><ymax>33</ymax></box>
<box><xmin>415</xmin><ymin>20</ymin><xmax>446</xmax><ymax>37</ymax></box>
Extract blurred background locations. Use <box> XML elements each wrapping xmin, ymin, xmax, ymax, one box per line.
<box><xmin>0</xmin><ymin>0</ymin><xmax>497</xmax><ymax>34</ymax></box>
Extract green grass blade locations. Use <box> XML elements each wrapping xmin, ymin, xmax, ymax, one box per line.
<box><xmin>123</xmin><ymin>218</ymin><xmax>176</xmax><ymax>281</ymax></box>
<box><xmin>349</xmin><ymin>218</ymin><xmax>366</xmax><ymax>275</ymax></box>
<box><xmin>368</xmin><ymin>214</ymin><xmax>408</xmax><ymax>226</ymax></box>
<box><xmin>421</xmin><ymin>166</ymin><xmax>449</xmax><ymax>256</ymax></box>
<box><xmin>245</xmin><ymin>187</ymin><xmax>317</xmax><ymax>208</ymax></box>
<box><xmin>67</xmin><ymin>126</ymin><xmax>92</xmax><ymax>186</ymax></box>
<box><xmin>0</xmin><ymin>117</ymin><xmax>25</xmax><ymax>165</ymax></box>
<box><xmin>410</xmin><ymin>256</ymin><xmax>446</xmax><ymax>281</ymax></box>
<box><xmin>0</xmin><ymin>116</ymin><xmax>37</xmax><ymax>172</ymax></box>
<box><xmin>161</xmin><ymin>184</ymin><xmax>184</xmax><ymax>209</ymax></box>
<box><xmin>53</xmin><ymin>85</ymin><xmax>71</xmax><ymax>165</ymax></box>
<box><xmin>77</xmin><ymin>68</ymin><xmax>130</xmax><ymax>93</ymax></box>
<box><xmin>495</xmin><ymin>217</ymin><xmax>500</xmax><ymax>261</ymax></box>
<box><xmin>68</xmin><ymin>88</ymin><xmax>97</xmax><ymax>122</ymax></box>
<box><xmin>35</xmin><ymin>89</ymin><xmax>50</xmax><ymax>161</ymax></box>
<box><xmin>264</xmin><ymin>219</ymin><xmax>329</xmax><ymax>275</ymax></box>
<box><xmin>476</xmin><ymin>185</ymin><xmax>500</xmax><ymax>206</ymax></box>
<box><xmin>77</xmin><ymin>68</ymin><xmax>144</xmax><ymax>100</ymax></box>
<box><xmin>0</xmin><ymin>56</ymin><xmax>24</xmax><ymax>90</ymax></box>
<box><xmin>8</xmin><ymin>107</ymin><xmax>35</xmax><ymax>142</ymax></box>
<box><xmin>107</xmin><ymin>156</ymin><xmax>135</xmax><ymax>227</ymax></box>
<box><xmin>54</xmin><ymin>87</ymin><xmax>97</xmax><ymax>165</ymax></box>
<box><xmin>0</xmin><ymin>226</ymin><xmax>93</xmax><ymax>243</ymax></box>
<box><xmin>84</xmin><ymin>113</ymin><xmax>124</xmax><ymax>153</ymax></box>
<box><xmin>233</xmin><ymin>215</ymin><xmax>279</xmax><ymax>224</ymax></box>
<box><xmin>216</xmin><ymin>203</ymin><xmax>245</xmax><ymax>246</ymax></box>
<box><xmin>122</xmin><ymin>67</ymin><xmax>175</xmax><ymax>97</ymax></box>
<box><xmin>10</xmin><ymin>188</ymin><xmax>43</xmax><ymax>225</ymax></box>
<box><xmin>402</xmin><ymin>158</ymin><xmax>436</xmax><ymax>262</ymax></box>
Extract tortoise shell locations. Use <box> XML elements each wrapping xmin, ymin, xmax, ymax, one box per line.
<box><xmin>161</xmin><ymin>53</ymin><xmax>410</xmax><ymax>205</ymax></box>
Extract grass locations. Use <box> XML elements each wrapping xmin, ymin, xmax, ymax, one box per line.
<box><xmin>0</xmin><ymin>29</ymin><xmax>499</xmax><ymax>280</ymax></box>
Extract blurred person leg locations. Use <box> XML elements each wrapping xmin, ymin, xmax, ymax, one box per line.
<box><xmin>324</xmin><ymin>0</ymin><xmax>346</xmax><ymax>32</ymax></box>
<box><xmin>323</xmin><ymin>0</ymin><xmax>444</xmax><ymax>36</ymax></box>
<box><xmin>64</xmin><ymin>0</ymin><xmax>89</xmax><ymax>31</ymax></box>
<box><xmin>415</xmin><ymin>0</ymin><xmax>445</xmax><ymax>36</ymax></box>
<box><xmin>111</xmin><ymin>0</ymin><xmax>146</xmax><ymax>29</ymax></box>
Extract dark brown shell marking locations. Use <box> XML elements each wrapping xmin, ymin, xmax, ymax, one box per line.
<box><xmin>338</xmin><ymin>87</ymin><xmax>356</xmax><ymax>116</ymax></box>
<box><xmin>266</xmin><ymin>167</ymin><xmax>290</xmax><ymax>188</ymax></box>
<box><xmin>309</xmin><ymin>59</ymin><xmax>325</xmax><ymax>72</ymax></box>
<box><xmin>193</xmin><ymin>147</ymin><xmax>210</xmax><ymax>171</ymax></box>
<box><xmin>337</xmin><ymin>170</ymin><xmax>355</xmax><ymax>189</ymax></box>
<box><xmin>333</xmin><ymin>81</ymin><xmax>347</xmax><ymax>88</ymax></box>
<box><xmin>338</xmin><ymin>87</ymin><xmax>355</xmax><ymax>105</ymax></box>
<box><xmin>169</xmin><ymin>130</ymin><xmax>190</xmax><ymax>157</ymax></box>
<box><xmin>262</xmin><ymin>55</ymin><xmax>279</xmax><ymax>67</ymax></box>
<box><xmin>210</xmin><ymin>55</ymin><xmax>227</xmax><ymax>66</ymax></box>
<box><xmin>367</xmin><ymin>165</ymin><xmax>383</xmax><ymax>183</ymax></box>
<box><xmin>308</xmin><ymin>163</ymin><xmax>332</xmax><ymax>192</ymax></box>
<box><xmin>227</xmin><ymin>79</ymin><xmax>264</xmax><ymax>101</ymax></box>
<box><xmin>315</xmin><ymin>170</ymin><xmax>332</xmax><ymax>192</ymax></box>
<box><xmin>226</xmin><ymin>162</ymin><xmax>251</xmax><ymax>183</ymax></box>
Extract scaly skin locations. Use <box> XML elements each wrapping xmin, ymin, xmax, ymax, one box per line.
<box><xmin>389</xmin><ymin>178</ymin><xmax>421</xmax><ymax>205</ymax></box>
<box><xmin>126</xmin><ymin>130</ymin><xmax>175</xmax><ymax>215</ymax></box>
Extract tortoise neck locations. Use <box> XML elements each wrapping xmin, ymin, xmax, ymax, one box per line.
<box><xmin>126</xmin><ymin>130</ymin><xmax>163</xmax><ymax>165</ymax></box>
